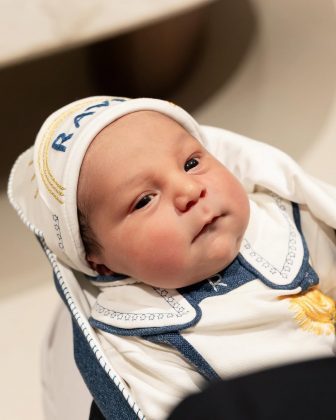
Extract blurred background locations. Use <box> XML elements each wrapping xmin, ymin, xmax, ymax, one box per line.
<box><xmin>1</xmin><ymin>0</ymin><xmax>336</xmax><ymax>418</ymax></box>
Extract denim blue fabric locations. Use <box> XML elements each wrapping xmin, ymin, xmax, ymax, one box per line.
<box><xmin>86</xmin><ymin>273</ymin><xmax>129</xmax><ymax>282</ymax></box>
<box><xmin>180</xmin><ymin>258</ymin><xmax>256</xmax><ymax>305</ymax></box>
<box><xmin>72</xmin><ymin>320</ymin><xmax>139</xmax><ymax>420</ymax></box>
<box><xmin>51</xmin><ymin>271</ymin><xmax>140</xmax><ymax>419</ymax></box>
<box><xmin>146</xmin><ymin>332</ymin><xmax>220</xmax><ymax>382</ymax></box>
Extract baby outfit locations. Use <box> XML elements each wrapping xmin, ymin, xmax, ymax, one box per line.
<box><xmin>8</xmin><ymin>96</ymin><xmax>336</xmax><ymax>420</ymax></box>
<box><xmin>90</xmin><ymin>191</ymin><xmax>336</xmax><ymax>419</ymax></box>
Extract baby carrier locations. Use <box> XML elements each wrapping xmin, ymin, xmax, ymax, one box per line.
<box><xmin>8</xmin><ymin>125</ymin><xmax>336</xmax><ymax>419</ymax></box>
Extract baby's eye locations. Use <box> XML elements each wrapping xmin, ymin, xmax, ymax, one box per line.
<box><xmin>184</xmin><ymin>157</ymin><xmax>199</xmax><ymax>172</ymax></box>
<box><xmin>133</xmin><ymin>194</ymin><xmax>154</xmax><ymax>211</ymax></box>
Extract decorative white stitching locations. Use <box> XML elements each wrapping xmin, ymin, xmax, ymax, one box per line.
<box><xmin>153</xmin><ymin>288</ymin><xmax>189</xmax><ymax>314</ymax></box>
<box><xmin>243</xmin><ymin>194</ymin><xmax>300</xmax><ymax>279</ymax></box>
<box><xmin>94</xmin><ymin>301</ymin><xmax>188</xmax><ymax>323</ymax></box>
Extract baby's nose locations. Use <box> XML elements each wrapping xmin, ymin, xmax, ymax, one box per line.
<box><xmin>174</xmin><ymin>181</ymin><xmax>206</xmax><ymax>212</ymax></box>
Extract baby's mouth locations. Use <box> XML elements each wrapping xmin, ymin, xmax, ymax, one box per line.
<box><xmin>192</xmin><ymin>216</ymin><xmax>220</xmax><ymax>242</ymax></box>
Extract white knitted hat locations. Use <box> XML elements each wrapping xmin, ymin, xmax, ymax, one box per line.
<box><xmin>8</xmin><ymin>96</ymin><xmax>206</xmax><ymax>275</ymax></box>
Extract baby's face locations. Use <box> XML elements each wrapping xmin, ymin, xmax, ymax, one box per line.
<box><xmin>79</xmin><ymin>111</ymin><xmax>249</xmax><ymax>288</ymax></box>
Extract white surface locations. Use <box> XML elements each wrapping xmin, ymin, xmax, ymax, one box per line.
<box><xmin>41</xmin><ymin>304</ymin><xmax>92</xmax><ymax>420</ymax></box>
<box><xmin>0</xmin><ymin>0</ymin><xmax>213</xmax><ymax>67</ymax></box>
<box><xmin>0</xmin><ymin>282</ymin><xmax>57</xmax><ymax>420</ymax></box>
<box><xmin>0</xmin><ymin>192</ymin><xmax>56</xmax><ymax>420</ymax></box>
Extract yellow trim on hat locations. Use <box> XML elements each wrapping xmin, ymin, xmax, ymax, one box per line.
<box><xmin>38</xmin><ymin>98</ymin><xmax>102</xmax><ymax>204</ymax></box>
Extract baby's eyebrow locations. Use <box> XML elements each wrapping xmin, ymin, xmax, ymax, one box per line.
<box><xmin>113</xmin><ymin>172</ymin><xmax>152</xmax><ymax>196</ymax></box>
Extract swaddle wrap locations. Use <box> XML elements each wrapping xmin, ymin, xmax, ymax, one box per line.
<box><xmin>7</xmin><ymin>96</ymin><xmax>205</xmax><ymax>276</ymax></box>
<box><xmin>7</xmin><ymin>96</ymin><xmax>336</xmax><ymax>420</ymax></box>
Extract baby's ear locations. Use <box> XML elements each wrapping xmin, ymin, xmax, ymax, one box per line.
<box><xmin>86</xmin><ymin>257</ymin><xmax>114</xmax><ymax>276</ymax></box>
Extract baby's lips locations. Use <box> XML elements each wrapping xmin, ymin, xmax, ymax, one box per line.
<box><xmin>192</xmin><ymin>215</ymin><xmax>220</xmax><ymax>242</ymax></box>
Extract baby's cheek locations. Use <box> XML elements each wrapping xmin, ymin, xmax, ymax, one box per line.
<box><xmin>133</xmin><ymin>227</ymin><xmax>187</xmax><ymax>280</ymax></box>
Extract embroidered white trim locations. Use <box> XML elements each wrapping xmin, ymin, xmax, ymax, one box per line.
<box><xmin>242</xmin><ymin>194</ymin><xmax>302</xmax><ymax>283</ymax></box>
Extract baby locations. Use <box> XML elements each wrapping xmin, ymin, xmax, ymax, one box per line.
<box><xmin>9</xmin><ymin>96</ymin><xmax>336</xmax><ymax>419</ymax></box>
<box><xmin>77</xmin><ymin>109</ymin><xmax>249</xmax><ymax>287</ymax></box>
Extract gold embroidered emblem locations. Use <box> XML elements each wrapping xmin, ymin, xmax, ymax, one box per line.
<box><xmin>37</xmin><ymin>98</ymin><xmax>108</xmax><ymax>204</ymax></box>
<box><xmin>281</xmin><ymin>287</ymin><xmax>336</xmax><ymax>336</ymax></box>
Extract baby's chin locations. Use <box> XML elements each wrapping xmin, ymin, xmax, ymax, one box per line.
<box><xmin>136</xmin><ymin>238</ymin><xmax>243</xmax><ymax>289</ymax></box>
<box><xmin>203</xmin><ymin>238</ymin><xmax>244</xmax><ymax>278</ymax></box>
<box><xmin>142</xmin><ymin>256</ymin><xmax>239</xmax><ymax>290</ymax></box>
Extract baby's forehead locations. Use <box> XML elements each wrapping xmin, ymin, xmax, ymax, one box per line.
<box><xmin>87</xmin><ymin>110</ymin><xmax>192</xmax><ymax>156</ymax></box>
<box><xmin>78</xmin><ymin>109</ymin><xmax>193</xmax><ymax>194</ymax></box>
